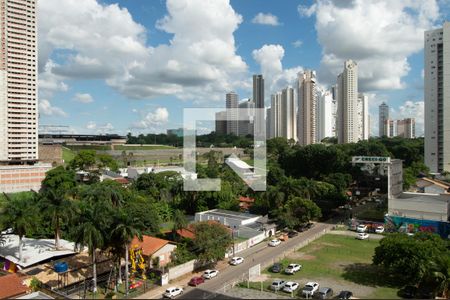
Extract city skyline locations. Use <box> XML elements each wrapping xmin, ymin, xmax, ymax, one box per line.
<box><xmin>36</xmin><ymin>0</ymin><xmax>450</xmax><ymax>136</ymax></box>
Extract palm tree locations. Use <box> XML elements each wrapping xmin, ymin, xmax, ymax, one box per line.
<box><xmin>39</xmin><ymin>189</ymin><xmax>74</xmax><ymax>249</ymax></box>
<box><xmin>73</xmin><ymin>201</ymin><xmax>110</xmax><ymax>293</ymax></box>
<box><xmin>110</xmin><ymin>209</ymin><xmax>144</xmax><ymax>296</ymax></box>
<box><xmin>171</xmin><ymin>209</ymin><xmax>188</xmax><ymax>240</ymax></box>
<box><xmin>423</xmin><ymin>257</ymin><xmax>450</xmax><ymax>298</ymax></box>
<box><xmin>1</xmin><ymin>193</ymin><xmax>38</xmax><ymax>262</ymax></box>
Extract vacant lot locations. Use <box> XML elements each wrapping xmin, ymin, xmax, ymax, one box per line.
<box><xmin>254</xmin><ymin>233</ymin><xmax>401</xmax><ymax>299</ymax></box>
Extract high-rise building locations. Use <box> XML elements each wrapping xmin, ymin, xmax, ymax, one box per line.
<box><xmin>266</xmin><ymin>107</ymin><xmax>271</xmax><ymax>139</ymax></box>
<box><xmin>384</xmin><ymin>119</ymin><xmax>397</xmax><ymax>137</ymax></box>
<box><xmin>357</xmin><ymin>93</ymin><xmax>369</xmax><ymax>140</ymax></box>
<box><xmin>238</xmin><ymin>98</ymin><xmax>255</xmax><ymax>137</ymax></box>
<box><xmin>253</xmin><ymin>74</ymin><xmax>265</xmax><ymax>137</ymax></box>
<box><xmin>215</xmin><ymin>111</ymin><xmax>227</xmax><ymax>135</ymax></box>
<box><xmin>0</xmin><ymin>0</ymin><xmax>38</xmax><ymax>162</ymax></box>
<box><xmin>281</xmin><ymin>86</ymin><xmax>296</xmax><ymax>141</ymax></box>
<box><xmin>397</xmin><ymin>118</ymin><xmax>416</xmax><ymax>139</ymax></box>
<box><xmin>270</xmin><ymin>92</ymin><xmax>282</xmax><ymax>138</ymax></box>
<box><xmin>425</xmin><ymin>22</ymin><xmax>450</xmax><ymax>173</ymax></box>
<box><xmin>226</xmin><ymin>91</ymin><xmax>238</xmax><ymax>135</ymax></box>
<box><xmin>337</xmin><ymin>60</ymin><xmax>359</xmax><ymax>144</ymax></box>
<box><xmin>379</xmin><ymin>102</ymin><xmax>390</xmax><ymax>137</ymax></box>
<box><xmin>317</xmin><ymin>89</ymin><xmax>337</xmax><ymax>141</ymax></box>
<box><xmin>297</xmin><ymin>70</ymin><xmax>317</xmax><ymax>145</ymax></box>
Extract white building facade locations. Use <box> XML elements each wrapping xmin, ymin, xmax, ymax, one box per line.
<box><xmin>317</xmin><ymin>89</ymin><xmax>337</xmax><ymax>141</ymax></box>
<box><xmin>0</xmin><ymin>0</ymin><xmax>38</xmax><ymax>162</ymax></box>
<box><xmin>357</xmin><ymin>93</ymin><xmax>369</xmax><ymax>140</ymax></box>
<box><xmin>297</xmin><ymin>70</ymin><xmax>317</xmax><ymax>146</ymax></box>
<box><xmin>425</xmin><ymin>22</ymin><xmax>450</xmax><ymax>173</ymax></box>
<box><xmin>337</xmin><ymin>60</ymin><xmax>359</xmax><ymax>144</ymax></box>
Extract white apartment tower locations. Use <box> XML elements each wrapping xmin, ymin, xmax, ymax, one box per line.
<box><xmin>357</xmin><ymin>93</ymin><xmax>369</xmax><ymax>140</ymax></box>
<box><xmin>0</xmin><ymin>0</ymin><xmax>38</xmax><ymax>162</ymax></box>
<box><xmin>281</xmin><ymin>86</ymin><xmax>296</xmax><ymax>141</ymax></box>
<box><xmin>379</xmin><ymin>102</ymin><xmax>389</xmax><ymax>137</ymax></box>
<box><xmin>226</xmin><ymin>91</ymin><xmax>238</xmax><ymax>136</ymax></box>
<box><xmin>337</xmin><ymin>60</ymin><xmax>359</xmax><ymax>144</ymax></box>
<box><xmin>317</xmin><ymin>89</ymin><xmax>337</xmax><ymax>141</ymax></box>
<box><xmin>253</xmin><ymin>74</ymin><xmax>265</xmax><ymax>136</ymax></box>
<box><xmin>425</xmin><ymin>22</ymin><xmax>450</xmax><ymax>173</ymax></box>
<box><xmin>297</xmin><ymin>70</ymin><xmax>317</xmax><ymax>146</ymax></box>
<box><xmin>270</xmin><ymin>92</ymin><xmax>282</xmax><ymax>138</ymax></box>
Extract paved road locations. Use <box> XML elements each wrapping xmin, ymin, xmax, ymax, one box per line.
<box><xmin>179</xmin><ymin>222</ymin><xmax>334</xmax><ymax>299</ymax></box>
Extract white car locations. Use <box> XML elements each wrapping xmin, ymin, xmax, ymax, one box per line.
<box><xmin>270</xmin><ymin>279</ymin><xmax>286</xmax><ymax>291</ymax></box>
<box><xmin>283</xmin><ymin>281</ymin><xmax>299</xmax><ymax>293</ymax></box>
<box><xmin>163</xmin><ymin>287</ymin><xmax>183</xmax><ymax>298</ymax></box>
<box><xmin>356</xmin><ymin>224</ymin><xmax>367</xmax><ymax>232</ymax></box>
<box><xmin>284</xmin><ymin>263</ymin><xmax>301</xmax><ymax>274</ymax></box>
<box><xmin>229</xmin><ymin>256</ymin><xmax>244</xmax><ymax>265</ymax></box>
<box><xmin>202</xmin><ymin>269</ymin><xmax>219</xmax><ymax>279</ymax></box>
<box><xmin>357</xmin><ymin>232</ymin><xmax>369</xmax><ymax>240</ymax></box>
<box><xmin>302</xmin><ymin>282</ymin><xmax>320</xmax><ymax>297</ymax></box>
<box><xmin>268</xmin><ymin>239</ymin><xmax>281</xmax><ymax>247</ymax></box>
<box><xmin>375</xmin><ymin>226</ymin><xmax>384</xmax><ymax>234</ymax></box>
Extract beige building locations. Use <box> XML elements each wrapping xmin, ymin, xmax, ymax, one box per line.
<box><xmin>0</xmin><ymin>163</ymin><xmax>51</xmax><ymax>193</ymax></box>
<box><xmin>297</xmin><ymin>70</ymin><xmax>317</xmax><ymax>146</ymax></box>
<box><xmin>337</xmin><ymin>60</ymin><xmax>359</xmax><ymax>144</ymax></box>
<box><xmin>0</xmin><ymin>0</ymin><xmax>38</xmax><ymax>162</ymax></box>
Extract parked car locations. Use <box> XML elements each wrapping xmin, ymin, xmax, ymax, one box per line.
<box><xmin>163</xmin><ymin>287</ymin><xmax>183</xmax><ymax>298</ymax></box>
<box><xmin>271</xmin><ymin>262</ymin><xmax>283</xmax><ymax>273</ymax></box>
<box><xmin>188</xmin><ymin>276</ymin><xmax>205</xmax><ymax>286</ymax></box>
<box><xmin>269</xmin><ymin>239</ymin><xmax>281</xmax><ymax>247</ymax></box>
<box><xmin>401</xmin><ymin>285</ymin><xmax>417</xmax><ymax>299</ymax></box>
<box><xmin>315</xmin><ymin>287</ymin><xmax>333</xmax><ymax>299</ymax></box>
<box><xmin>337</xmin><ymin>290</ymin><xmax>353</xmax><ymax>299</ymax></box>
<box><xmin>375</xmin><ymin>226</ymin><xmax>384</xmax><ymax>234</ymax></box>
<box><xmin>302</xmin><ymin>282</ymin><xmax>320</xmax><ymax>297</ymax></box>
<box><xmin>356</xmin><ymin>224</ymin><xmax>367</xmax><ymax>232</ymax></box>
<box><xmin>283</xmin><ymin>281</ymin><xmax>299</xmax><ymax>293</ymax></box>
<box><xmin>229</xmin><ymin>256</ymin><xmax>244</xmax><ymax>265</ymax></box>
<box><xmin>270</xmin><ymin>279</ymin><xmax>286</xmax><ymax>291</ymax></box>
<box><xmin>288</xmin><ymin>231</ymin><xmax>298</xmax><ymax>238</ymax></box>
<box><xmin>202</xmin><ymin>269</ymin><xmax>219</xmax><ymax>279</ymax></box>
<box><xmin>284</xmin><ymin>263</ymin><xmax>301</xmax><ymax>274</ymax></box>
<box><xmin>357</xmin><ymin>232</ymin><xmax>369</xmax><ymax>240</ymax></box>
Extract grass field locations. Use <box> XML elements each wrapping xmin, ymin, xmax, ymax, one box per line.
<box><xmin>257</xmin><ymin>234</ymin><xmax>401</xmax><ymax>299</ymax></box>
<box><xmin>114</xmin><ymin>145</ymin><xmax>176</xmax><ymax>150</ymax></box>
<box><xmin>62</xmin><ymin>147</ymin><xmax>76</xmax><ymax>164</ymax></box>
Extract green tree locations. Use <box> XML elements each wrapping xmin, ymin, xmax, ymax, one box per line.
<box><xmin>1</xmin><ymin>193</ymin><xmax>39</xmax><ymax>261</ymax></box>
<box><xmin>192</xmin><ymin>221</ymin><xmax>233</xmax><ymax>265</ymax></box>
<box><xmin>70</xmin><ymin>150</ymin><xmax>97</xmax><ymax>171</ymax></box>
<box><xmin>278</xmin><ymin>197</ymin><xmax>322</xmax><ymax>229</ymax></box>
<box><xmin>41</xmin><ymin>166</ymin><xmax>77</xmax><ymax>193</ymax></box>
<box><xmin>97</xmin><ymin>154</ymin><xmax>119</xmax><ymax>172</ymax></box>
<box><xmin>171</xmin><ymin>209</ymin><xmax>188</xmax><ymax>240</ymax></box>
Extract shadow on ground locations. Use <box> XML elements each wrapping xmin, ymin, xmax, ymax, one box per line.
<box><xmin>342</xmin><ymin>263</ymin><xmax>405</xmax><ymax>288</ymax></box>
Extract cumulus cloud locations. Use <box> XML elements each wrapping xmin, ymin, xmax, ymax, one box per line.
<box><xmin>299</xmin><ymin>0</ymin><xmax>440</xmax><ymax>91</ymax></box>
<box><xmin>39</xmin><ymin>99</ymin><xmax>67</xmax><ymax>117</ymax></box>
<box><xmin>39</xmin><ymin>60</ymin><xmax>69</xmax><ymax>98</ymax></box>
<box><xmin>73</xmin><ymin>93</ymin><xmax>94</xmax><ymax>103</ymax></box>
<box><xmin>251</xmin><ymin>13</ymin><xmax>281</xmax><ymax>26</ymax></box>
<box><xmin>132</xmin><ymin>107</ymin><xmax>169</xmax><ymax>129</ymax></box>
<box><xmin>97</xmin><ymin>123</ymin><xmax>114</xmax><ymax>134</ymax></box>
<box><xmin>86</xmin><ymin>121</ymin><xmax>97</xmax><ymax>130</ymax></box>
<box><xmin>252</xmin><ymin>44</ymin><xmax>303</xmax><ymax>102</ymax></box>
<box><xmin>38</xmin><ymin>0</ymin><xmax>248</xmax><ymax>102</ymax></box>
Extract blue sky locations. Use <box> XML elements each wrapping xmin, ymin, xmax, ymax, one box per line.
<box><xmin>37</xmin><ymin>0</ymin><xmax>450</xmax><ymax>136</ymax></box>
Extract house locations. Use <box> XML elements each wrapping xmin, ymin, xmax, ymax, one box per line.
<box><xmin>0</xmin><ymin>273</ymin><xmax>30</xmax><ymax>299</ymax></box>
<box><xmin>130</xmin><ymin>236</ymin><xmax>176</xmax><ymax>268</ymax></box>
<box><xmin>175</xmin><ymin>220</ymin><xmax>232</xmax><ymax>240</ymax></box>
<box><xmin>416</xmin><ymin>177</ymin><xmax>450</xmax><ymax>194</ymax></box>
<box><xmin>238</xmin><ymin>196</ymin><xmax>255</xmax><ymax>212</ymax></box>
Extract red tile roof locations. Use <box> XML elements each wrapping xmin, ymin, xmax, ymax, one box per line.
<box><xmin>113</xmin><ymin>177</ymin><xmax>129</xmax><ymax>184</ymax></box>
<box><xmin>239</xmin><ymin>196</ymin><xmax>255</xmax><ymax>203</ymax></box>
<box><xmin>130</xmin><ymin>235</ymin><xmax>170</xmax><ymax>257</ymax></box>
<box><xmin>0</xmin><ymin>273</ymin><xmax>30</xmax><ymax>299</ymax></box>
<box><xmin>176</xmin><ymin>221</ymin><xmax>232</xmax><ymax>239</ymax></box>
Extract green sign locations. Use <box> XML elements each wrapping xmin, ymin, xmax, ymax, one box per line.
<box><xmin>352</xmin><ymin>156</ymin><xmax>390</xmax><ymax>163</ymax></box>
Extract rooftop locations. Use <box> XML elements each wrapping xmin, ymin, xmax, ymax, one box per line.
<box><xmin>0</xmin><ymin>273</ymin><xmax>30</xmax><ymax>299</ymax></box>
<box><xmin>130</xmin><ymin>235</ymin><xmax>171</xmax><ymax>257</ymax></box>
<box><xmin>198</xmin><ymin>209</ymin><xmax>260</xmax><ymax>221</ymax></box>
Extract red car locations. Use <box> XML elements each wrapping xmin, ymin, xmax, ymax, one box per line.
<box><xmin>188</xmin><ymin>276</ymin><xmax>205</xmax><ymax>286</ymax></box>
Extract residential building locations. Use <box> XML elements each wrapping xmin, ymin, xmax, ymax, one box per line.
<box><xmin>281</xmin><ymin>86</ymin><xmax>296</xmax><ymax>141</ymax></box>
<box><xmin>384</xmin><ymin>119</ymin><xmax>397</xmax><ymax>137</ymax></box>
<box><xmin>317</xmin><ymin>89</ymin><xmax>337</xmax><ymax>141</ymax></box>
<box><xmin>0</xmin><ymin>163</ymin><xmax>52</xmax><ymax>193</ymax></box>
<box><xmin>397</xmin><ymin>118</ymin><xmax>416</xmax><ymax>138</ymax></box>
<box><xmin>226</xmin><ymin>91</ymin><xmax>239</xmax><ymax>135</ymax></box>
<box><xmin>425</xmin><ymin>22</ymin><xmax>450</xmax><ymax>173</ymax></box>
<box><xmin>297</xmin><ymin>70</ymin><xmax>317</xmax><ymax>145</ymax></box>
<box><xmin>0</xmin><ymin>273</ymin><xmax>30</xmax><ymax>299</ymax></box>
<box><xmin>253</xmin><ymin>74</ymin><xmax>264</xmax><ymax>109</ymax></box>
<box><xmin>215</xmin><ymin>110</ymin><xmax>227</xmax><ymax>135</ymax></box>
<box><xmin>0</xmin><ymin>0</ymin><xmax>38</xmax><ymax>162</ymax></box>
<box><xmin>337</xmin><ymin>60</ymin><xmax>359</xmax><ymax>144</ymax></box>
<box><xmin>130</xmin><ymin>235</ymin><xmax>177</xmax><ymax>267</ymax></box>
<box><xmin>270</xmin><ymin>92</ymin><xmax>282</xmax><ymax>138</ymax></box>
<box><xmin>379</xmin><ymin>102</ymin><xmax>390</xmax><ymax>137</ymax></box>
<box><xmin>266</xmin><ymin>107</ymin><xmax>271</xmax><ymax>138</ymax></box>
<box><xmin>238</xmin><ymin>98</ymin><xmax>254</xmax><ymax>137</ymax></box>
<box><xmin>357</xmin><ymin>93</ymin><xmax>369</xmax><ymax>140</ymax></box>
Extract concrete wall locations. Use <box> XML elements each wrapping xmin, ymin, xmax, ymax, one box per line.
<box><xmin>0</xmin><ymin>164</ymin><xmax>52</xmax><ymax>193</ymax></box>
<box><xmin>38</xmin><ymin>144</ymin><xmax>63</xmax><ymax>166</ymax></box>
<box><xmin>167</xmin><ymin>259</ymin><xmax>196</xmax><ymax>282</ymax></box>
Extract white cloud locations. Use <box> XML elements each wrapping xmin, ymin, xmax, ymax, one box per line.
<box><xmin>300</xmin><ymin>0</ymin><xmax>441</xmax><ymax>91</ymax></box>
<box><xmin>132</xmin><ymin>107</ymin><xmax>169</xmax><ymax>129</ymax></box>
<box><xmin>39</xmin><ymin>60</ymin><xmax>69</xmax><ymax>98</ymax></box>
<box><xmin>86</xmin><ymin>121</ymin><xmax>97</xmax><ymax>130</ymax></box>
<box><xmin>251</xmin><ymin>13</ymin><xmax>281</xmax><ymax>26</ymax></box>
<box><xmin>252</xmin><ymin>44</ymin><xmax>303</xmax><ymax>101</ymax></box>
<box><xmin>97</xmin><ymin>123</ymin><xmax>114</xmax><ymax>134</ymax></box>
<box><xmin>39</xmin><ymin>99</ymin><xmax>67</xmax><ymax>117</ymax></box>
<box><xmin>39</xmin><ymin>0</ymin><xmax>248</xmax><ymax>102</ymax></box>
<box><xmin>73</xmin><ymin>93</ymin><xmax>94</xmax><ymax>103</ymax></box>
<box><xmin>292</xmin><ymin>40</ymin><xmax>303</xmax><ymax>48</ymax></box>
